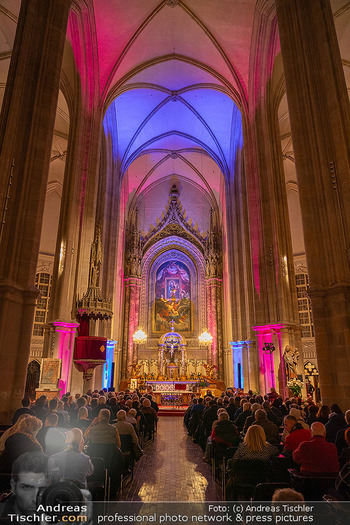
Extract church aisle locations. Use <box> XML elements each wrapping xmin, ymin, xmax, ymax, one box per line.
<box><xmin>120</xmin><ymin>417</ymin><xmax>221</xmax><ymax>501</ymax></box>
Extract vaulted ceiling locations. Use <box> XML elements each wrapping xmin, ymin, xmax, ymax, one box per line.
<box><xmin>0</xmin><ymin>0</ymin><xmax>349</xmax><ymax>239</ymax></box>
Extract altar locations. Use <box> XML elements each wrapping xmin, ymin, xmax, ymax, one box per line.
<box><xmin>146</xmin><ymin>379</ymin><xmax>197</xmax><ymax>404</ymax></box>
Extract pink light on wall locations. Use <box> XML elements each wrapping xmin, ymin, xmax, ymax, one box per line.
<box><xmin>52</xmin><ymin>321</ymin><xmax>79</xmax><ymax>396</ymax></box>
<box><xmin>252</xmin><ymin>324</ymin><xmax>278</xmax><ymax>393</ymax></box>
<box><xmin>252</xmin><ymin>324</ymin><xmax>287</xmax><ymax>395</ymax></box>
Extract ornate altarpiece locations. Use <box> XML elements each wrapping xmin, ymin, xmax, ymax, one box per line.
<box><xmin>122</xmin><ymin>184</ymin><xmax>224</xmax><ymax>380</ymax></box>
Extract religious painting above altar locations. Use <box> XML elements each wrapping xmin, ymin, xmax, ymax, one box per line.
<box><xmin>154</xmin><ymin>260</ymin><xmax>192</xmax><ymax>332</ymax></box>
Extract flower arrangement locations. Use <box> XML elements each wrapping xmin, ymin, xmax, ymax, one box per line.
<box><xmin>262</xmin><ymin>342</ymin><xmax>275</xmax><ymax>354</ymax></box>
<box><xmin>287</xmin><ymin>378</ymin><xmax>304</xmax><ymax>396</ymax></box>
<box><xmin>193</xmin><ymin>378</ymin><xmax>209</xmax><ymax>388</ymax></box>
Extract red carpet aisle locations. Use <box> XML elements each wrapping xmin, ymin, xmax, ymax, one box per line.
<box><xmin>120</xmin><ymin>417</ymin><xmax>221</xmax><ymax>501</ymax></box>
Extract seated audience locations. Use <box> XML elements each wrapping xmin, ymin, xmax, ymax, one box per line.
<box><xmin>234</xmin><ymin>402</ymin><xmax>252</xmax><ymax>431</ymax></box>
<box><xmin>338</xmin><ymin>428</ymin><xmax>350</xmax><ymax>468</ymax></box>
<box><xmin>36</xmin><ymin>413</ymin><xmax>66</xmax><ymax>455</ymax></box>
<box><xmin>0</xmin><ymin>415</ymin><xmax>43</xmax><ymax>491</ymax></box>
<box><xmin>326</xmin><ymin>404</ymin><xmax>346</xmax><ymax>443</ymax></box>
<box><xmin>227</xmin><ymin>425</ymin><xmax>279</xmax><ymax>470</ymax></box>
<box><xmin>91</xmin><ymin>396</ymin><xmax>112</xmax><ymax>419</ymax></box>
<box><xmin>335</xmin><ymin>409</ymin><xmax>350</xmax><ymax>455</ymax></box>
<box><xmin>283</xmin><ymin>415</ymin><xmax>312</xmax><ymax>454</ymax></box>
<box><xmin>305</xmin><ymin>404</ymin><xmax>318</xmax><ymax>426</ymax></box>
<box><xmin>263</xmin><ymin>400</ymin><xmax>282</xmax><ymax>426</ymax></box>
<box><xmin>267</xmin><ymin>387</ymin><xmax>279</xmax><ymax>403</ymax></box>
<box><xmin>114</xmin><ymin>410</ymin><xmax>138</xmax><ymax>446</ymax></box>
<box><xmin>126</xmin><ymin>408</ymin><xmax>138</xmax><ymax>433</ymax></box>
<box><xmin>293</xmin><ymin>422</ymin><xmax>339</xmax><ymax>474</ymax></box>
<box><xmin>0</xmin><ymin>414</ymin><xmax>30</xmax><ymax>453</ymax></box>
<box><xmin>73</xmin><ymin>406</ymin><xmax>91</xmax><ymax>432</ymax></box>
<box><xmin>252</xmin><ymin>409</ymin><xmax>280</xmax><ymax>444</ymax></box>
<box><xmin>11</xmin><ymin>398</ymin><xmax>32</xmax><ymax>425</ymax></box>
<box><xmin>141</xmin><ymin>398</ymin><xmax>158</xmax><ymax>440</ymax></box>
<box><xmin>211</xmin><ymin>411</ymin><xmax>240</xmax><ymax>447</ymax></box>
<box><xmin>31</xmin><ymin>395</ymin><xmax>48</xmax><ymax>421</ymax></box>
<box><xmin>243</xmin><ymin>403</ymin><xmax>261</xmax><ymax>434</ymax></box>
<box><xmin>316</xmin><ymin>404</ymin><xmax>330</xmax><ymax>425</ymax></box>
<box><xmin>48</xmin><ymin>428</ymin><xmax>94</xmax><ymax>487</ymax></box>
<box><xmin>272</xmin><ymin>488</ymin><xmax>305</xmax><ymax>502</ymax></box>
<box><xmin>69</xmin><ymin>396</ymin><xmax>87</xmax><ymax>424</ymax></box>
<box><xmin>84</xmin><ymin>408</ymin><xmax>121</xmax><ymax>448</ymax></box>
<box><xmin>226</xmin><ymin>397</ymin><xmax>238</xmax><ymax>420</ymax></box>
<box><xmin>57</xmin><ymin>400</ymin><xmax>69</xmax><ymax>427</ymax></box>
<box><xmin>47</xmin><ymin>398</ymin><xmax>65</xmax><ymax>427</ymax></box>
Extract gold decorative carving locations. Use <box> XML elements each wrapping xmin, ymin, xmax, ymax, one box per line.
<box><xmin>75</xmin><ymin>222</ymin><xmax>113</xmax><ymax>320</ymax></box>
<box><xmin>125</xmin><ymin>209</ymin><xmax>142</xmax><ymax>278</ymax></box>
<box><xmin>204</xmin><ymin>208</ymin><xmax>222</xmax><ymax>278</ymax></box>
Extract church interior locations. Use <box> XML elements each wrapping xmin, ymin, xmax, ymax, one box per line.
<box><xmin>0</xmin><ymin>0</ymin><xmax>350</xmax><ymax>419</ymax></box>
<box><xmin>0</xmin><ymin>0</ymin><xmax>350</xmax><ymax>504</ymax></box>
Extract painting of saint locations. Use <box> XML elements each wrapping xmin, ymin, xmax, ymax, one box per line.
<box><xmin>154</xmin><ymin>260</ymin><xmax>192</xmax><ymax>332</ymax></box>
<box><xmin>166</xmin><ymin>278</ymin><xmax>180</xmax><ymax>299</ymax></box>
<box><xmin>40</xmin><ymin>359</ymin><xmax>61</xmax><ymax>385</ymax></box>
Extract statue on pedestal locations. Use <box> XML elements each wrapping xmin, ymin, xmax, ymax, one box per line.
<box><xmin>283</xmin><ymin>345</ymin><xmax>300</xmax><ymax>380</ymax></box>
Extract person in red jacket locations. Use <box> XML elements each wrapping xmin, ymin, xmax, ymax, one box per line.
<box><xmin>293</xmin><ymin>422</ymin><xmax>339</xmax><ymax>474</ymax></box>
<box><xmin>283</xmin><ymin>415</ymin><xmax>312</xmax><ymax>454</ymax></box>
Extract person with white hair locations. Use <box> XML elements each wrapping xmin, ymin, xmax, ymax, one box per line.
<box><xmin>114</xmin><ymin>410</ymin><xmax>138</xmax><ymax>446</ymax></box>
<box><xmin>293</xmin><ymin>422</ymin><xmax>339</xmax><ymax>474</ymax></box>
<box><xmin>48</xmin><ymin>428</ymin><xmax>94</xmax><ymax>487</ymax></box>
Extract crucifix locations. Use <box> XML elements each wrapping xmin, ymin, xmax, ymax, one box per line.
<box><xmin>168</xmin><ymin>337</ymin><xmax>177</xmax><ymax>358</ymax></box>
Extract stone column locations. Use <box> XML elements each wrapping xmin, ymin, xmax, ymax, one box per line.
<box><xmin>244</xmin><ymin>340</ymin><xmax>259</xmax><ymax>394</ymax></box>
<box><xmin>229</xmin><ymin>340</ymin><xmax>258</xmax><ymax>392</ymax></box>
<box><xmin>122</xmin><ymin>277</ymin><xmax>141</xmax><ymax>377</ymax></box>
<box><xmin>275</xmin><ymin>0</ymin><xmax>350</xmax><ymax>406</ymax></box>
<box><xmin>51</xmin><ymin>321</ymin><xmax>80</xmax><ymax>395</ymax></box>
<box><xmin>229</xmin><ymin>341</ymin><xmax>244</xmax><ymax>389</ymax></box>
<box><xmin>206</xmin><ymin>278</ymin><xmax>223</xmax><ymax>374</ymax></box>
<box><xmin>223</xmin><ymin>347</ymin><xmax>234</xmax><ymax>387</ymax></box>
<box><xmin>113</xmin><ymin>347</ymin><xmax>122</xmax><ymax>390</ymax></box>
<box><xmin>252</xmin><ymin>324</ymin><xmax>301</xmax><ymax>396</ymax></box>
<box><xmin>0</xmin><ymin>0</ymin><xmax>71</xmax><ymax>422</ymax></box>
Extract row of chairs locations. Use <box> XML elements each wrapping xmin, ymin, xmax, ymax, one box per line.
<box><xmin>86</xmin><ymin>414</ymin><xmax>159</xmax><ymax>499</ymax></box>
<box><xmin>210</xmin><ymin>442</ymin><xmax>338</xmax><ymax>501</ymax></box>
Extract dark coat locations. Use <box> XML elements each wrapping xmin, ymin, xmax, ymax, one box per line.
<box><xmin>234</xmin><ymin>410</ymin><xmax>252</xmax><ymax>431</ymax></box>
<box><xmin>326</xmin><ymin>413</ymin><xmax>346</xmax><ymax>443</ymax></box>
<box><xmin>252</xmin><ymin>418</ymin><xmax>280</xmax><ymax>444</ymax></box>
<box><xmin>213</xmin><ymin>420</ymin><xmax>240</xmax><ymax>447</ymax></box>
<box><xmin>0</xmin><ymin>433</ymin><xmax>42</xmax><ymax>491</ymax></box>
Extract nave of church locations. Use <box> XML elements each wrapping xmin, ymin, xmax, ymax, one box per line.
<box><xmin>119</xmin><ymin>416</ymin><xmax>220</xmax><ymax>502</ymax></box>
<box><xmin>0</xmin><ymin>0</ymin><xmax>349</xmax><ymax>426</ymax></box>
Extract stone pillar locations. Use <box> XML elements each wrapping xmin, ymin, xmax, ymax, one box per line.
<box><xmin>0</xmin><ymin>0</ymin><xmax>71</xmax><ymax>422</ymax></box>
<box><xmin>229</xmin><ymin>340</ymin><xmax>259</xmax><ymax>393</ymax></box>
<box><xmin>113</xmin><ymin>347</ymin><xmax>122</xmax><ymax>390</ymax></box>
<box><xmin>223</xmin><ymin>347</ymin><xmax>234</xmax><ymax>388</ymax></box>
<box><xmin>51</xmin><ymin>321</ymin><xmax>79</xmax><ymax>395</ymax></box>
<box><xmin>275</xmin><ymin>0</ymin><xmax>350</xmax><ymax>406</ymax></box>
<box><xmin>252</xmin><ymin>324</ymin><xmax>301</xmax><ymax>396</ymax></box>
<box><xmin>206</xmin><ymin>278</ymin><xmax>223</xmax><ymax>374</ymax></box>
<box><xmin>244</xmin><ymin>340</ymin><xmax>259</xmax><ymax>394</ymax></box>
<box><xmin>122</xmin><ymin>277</ymin><xmax>141</xmax><ymax>377</ymax></box>
<box><xmin>229</xmin><ymin>341</ymin><xmax>244</xmax><ymax>390</ymax></box>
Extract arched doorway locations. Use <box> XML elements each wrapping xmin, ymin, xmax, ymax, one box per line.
<box><xmin>25</xmin><ymin>360</ymin><xmax>41</xmax><ymax>400</ymax></box>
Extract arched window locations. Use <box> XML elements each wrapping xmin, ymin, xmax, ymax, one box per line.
<box><xmin>32</xmin><ymin>272</ymin><xmax>52</xmax><ymax>336</ymax></box>
<box><xmin>295</xmin><ymin>273</ymin><xmax>314</xmax><ymax>338</ymax></box>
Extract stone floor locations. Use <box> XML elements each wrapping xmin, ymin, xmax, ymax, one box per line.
<box><xmin>120</xmin><ymin>417</ymin><xmax>221</xmax><ymax>501</ymax></box>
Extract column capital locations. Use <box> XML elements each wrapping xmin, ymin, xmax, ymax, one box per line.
<box><xmin>52</xmin><ymin>320</ymin><xmax>80</xmax><ymax>333</ymax></box>
<box><xmin>252</xmin><ymin>323</ymin><xmax>296</xmax><ymax>335</ymax></box>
